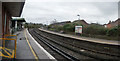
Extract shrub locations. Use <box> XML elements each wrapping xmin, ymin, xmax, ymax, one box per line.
<box><xmin>106</xmin><ymin>26</ymin><xmax>120</xmax><ymax>36</ymax></box>
<box><xmin>83</xmin><ymin>25</ymin><xmax>107</xmax><ymax>35</ymax></box>
<box><xmin>63</xmin><ymin>23</ymin><xmax>83</xmax><ymax>32</ymax></box>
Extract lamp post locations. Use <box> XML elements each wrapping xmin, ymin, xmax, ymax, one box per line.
<box><xmin>77</xmin><ymin>14</ymin><xmax>80</xmax><ymax>20</ymax></box>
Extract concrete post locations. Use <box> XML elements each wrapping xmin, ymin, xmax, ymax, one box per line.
<box><xmin>15</xmin><ymin>21</ymin><xmax>17</xmax><ymax>31</ymax></box>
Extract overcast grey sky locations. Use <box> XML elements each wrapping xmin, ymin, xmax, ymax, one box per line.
<box><xmin>21</xmin><ymin>0</ymin><xmax>119</xmax><ymax>25</ymax></box>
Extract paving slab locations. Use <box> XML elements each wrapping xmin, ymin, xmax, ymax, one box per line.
<box><xmin>0</xmin><ymin>29</ymin><xmax>56</xmax><ymax>61</ymax></box>
<box><xmin>15</xmin><ymin>30</ymin><xmax>35</xmax><ymax>59</ymax></box>
<box><xmin>12</xmin><ymin>29</ymin><xmax>56</xmax><ymax>61</ymax></box>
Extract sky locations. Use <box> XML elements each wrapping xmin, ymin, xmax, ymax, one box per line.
<box><xmin>21</xmin><ymin>0</ymin><xmax>119</xmax><ymax>25</ymax></box>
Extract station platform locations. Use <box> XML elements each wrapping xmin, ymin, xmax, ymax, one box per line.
<box><xmin>1</xmin><ymin>29</ymin><xmax>56</xmax><ymax>60</ymax></box>
<box><xmin>39</xmin><ymin>28</ymin><xmax>120</xmax><ymax>45</ymax></box>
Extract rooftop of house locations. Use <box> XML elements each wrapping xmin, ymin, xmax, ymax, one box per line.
<box><xmin>108</xmin><ymin>18</ymin><xmax>120</xmax><ymax>24</ymax></box>
<box><xmin>73</xmin><ymin>19</ymin><xmax>89</xmax><ymax>25</ymax></box>
<box><xmin>51</xmin><ymin>21</ymin><xmax>71</xmax><ymax>25</ymax></box>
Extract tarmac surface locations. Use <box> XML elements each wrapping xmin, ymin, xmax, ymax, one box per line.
<box><xmin>15</xmin><ymin>30</ymin><xmax>35</xmax><ymax>59</ymax></box>
<box><xmin>6</xmin><ymin>29</ymin><xmax>56</xmax><ymax>60</ymax></box>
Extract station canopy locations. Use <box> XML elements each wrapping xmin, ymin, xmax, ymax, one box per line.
<box><xmin>0</xmin><ymin>0</ymin><xmax>25</xmax><ymax>17</ymax></box>
<box><xmin>12</xmin><ymin>17</ymin><xmax>26</xmax><ymax>22</ymax></box>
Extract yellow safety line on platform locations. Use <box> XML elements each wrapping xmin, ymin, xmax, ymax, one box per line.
<box><xmin>24</xmin><ymin>29</ymin><xmax>39</xmax><ymax>61</ymax></box>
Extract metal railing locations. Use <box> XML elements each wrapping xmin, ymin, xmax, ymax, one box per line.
<box><xmin>0</xmin><ymin>34</ymin><xmax>17</xmax><ymax>58</ymax></box>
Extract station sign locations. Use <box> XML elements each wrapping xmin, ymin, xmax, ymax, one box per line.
<box><xmin>75</xmin><ymin>26</ymin><xmax>82</xmax><ymax>34</ymax></box>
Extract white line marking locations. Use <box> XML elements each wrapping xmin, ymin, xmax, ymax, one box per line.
<box><xmin>26</xmin><ymin>29</ymin><xmax>56</xmax><ymax>60</ymax></box>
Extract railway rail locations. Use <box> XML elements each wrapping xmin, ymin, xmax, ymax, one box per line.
<box><xmin>29</xmin><ymin>29</ymin><xmax>80</xmax><ymax>61</ymax></box>
<box><xmin>29</xmin><ymin>28</ymin><xmax>120</xmax><ymax>61</ymax></box>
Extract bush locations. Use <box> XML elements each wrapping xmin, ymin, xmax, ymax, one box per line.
<box><xmin>63</xmin><ymin>23</ymin><xmax>83</xmax><ymax>32</ymax></box>
<box><xmin>106</xmin><ymin>26</ymin><xmax>120</xmax><ymax>36</ymax></box>
<box><xmin>48</xmin><ymin>25</ymin><xmax>63</xmax><ymax>32</ymax></box>
<box><xmin>83</xmin><ymin>25</ymin><xmax>107</xmax><ymax>35</ymax></box>
<box><xmin>48</xmin><ymin>22</ymin><xmax>120</xmax><ymax>38</ymax></box>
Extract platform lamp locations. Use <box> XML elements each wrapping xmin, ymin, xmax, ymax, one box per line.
<box><xmin>77</xmin><ymin>14</ymin><xmax>80</xmax><ymax>20</ymax></box>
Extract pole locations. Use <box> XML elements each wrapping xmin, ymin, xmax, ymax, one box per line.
<box><xmin>77</xmin><ymin>14</ymin><xmax>80</xmax><ymax>20</ymax></box>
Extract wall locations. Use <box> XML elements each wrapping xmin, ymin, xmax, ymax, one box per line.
<box><xmin>6</xmin><ymin>9</ymin><xmax>11</xmax><ymax>34</ymax></box>
<box><xmin>0</xmin><ymin>1</ymin><xmax>2</xmax><ymax>36</ymax></box>
<box><xmin>2</xmin><ymin>4</ymin><xmax>11</xmax><ymax>35</ymax></box>
<box><xmin>2</xmin><ymin>4</ymin><xmax>5</xmax><ymax>35</ymax></box>
<box><xmin>0</xmin><ymin>1</ymin><xmax>2</xmax><ymax>54</ymax></box>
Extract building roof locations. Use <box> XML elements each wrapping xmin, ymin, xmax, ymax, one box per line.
<box><xmin>108</xmin><ymin>18</ymin><xmax>120</xmax><ymax>24</ymax></box>
<box><xmin>104</xmin><ymin>18</ymin><xmax>120</xmax><ymax>28</ymax></box>
<box><xmin>73</xmin><ymin>20</ymin><xmax>89</xmax><ymax>25</ymax></box>
<box><xmin>51</xmin><ymin>21</ymin><xmax>71</xmax><ymax>25</ymax></box>
<box><xmin>1</xmin><ymin>0</ymin><xmax>25</xmax><ymax>17</ymax></box>
<box><xmin>12</xmin><ymin>18</ymin><xmax>26</xmax><ymax>22</ymax></box>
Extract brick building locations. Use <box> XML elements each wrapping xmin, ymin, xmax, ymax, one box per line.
<box><xmin>104</xmin><ymin>18</ymin><xmax>120</xmax><ymax>28</ymax></box>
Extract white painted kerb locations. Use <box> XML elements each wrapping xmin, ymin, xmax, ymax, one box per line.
<box><xmin>26</xmin><ymin>29</ymin><xmax>56</xmax><ymax>60</ymax></box>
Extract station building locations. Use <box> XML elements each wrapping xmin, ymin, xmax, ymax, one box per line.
<box><xmin>0</xmin><ymin>1</ymin><xmax>25</xmax><ymax>36</ymax></box>
<box><xmin>0</xmin><ymin>1</ymin><xmax>25</xmax><ymax>55</ymax></box>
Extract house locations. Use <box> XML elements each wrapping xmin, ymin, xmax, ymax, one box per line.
<box><xmin>104</xmin><ymin>18</ymin><xmax>120</xmax><ymax>28</ymax></box>
<box><xmin>0</xmin><ymin>1</ymin><xmax>25</xmax><ymax>36</ymax></box>
<box><xmin>73</xmin><ymin>20</ymin><xmax>89</xmax><ymax>26</ymax></box>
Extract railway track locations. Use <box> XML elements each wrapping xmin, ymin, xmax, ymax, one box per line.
<box><xmin>30</xmin><ymin>29</ymin><xmax>80</xmax><ymax>61</ymax></box>
<box><xmin>29</xmin><ymin>29</ymin><xmax>120</xmax><ymax>61</ymax></box>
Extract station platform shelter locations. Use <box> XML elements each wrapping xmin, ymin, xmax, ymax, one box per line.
<box><xmin>0</xmin><ymin>1</ymin><xmax>25</xmax><ymax>60</ymax></box>
<box><xmin>11</xmin><ymin>18</ymin><xmax>26</xmax><ymax>34</ymax></box>
<box><xmin>0</xmin><ymin>1</ymin><xmax>55</xmax><ymax>61</ymax></box>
